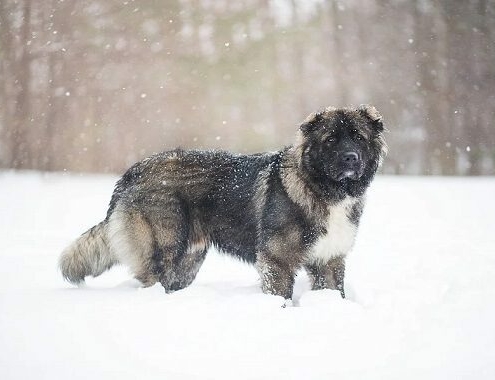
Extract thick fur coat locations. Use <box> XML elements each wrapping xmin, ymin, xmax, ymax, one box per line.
<box><xmin>60</xmin><ymin>105</ymin><xmax>387</xmax><ymax>300</ymax></box>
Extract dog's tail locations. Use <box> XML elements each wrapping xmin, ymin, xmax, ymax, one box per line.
<box><xmin>59</xmin><ymin>221</ymin><xmax>118</xmax><ymax>284</ymax></box>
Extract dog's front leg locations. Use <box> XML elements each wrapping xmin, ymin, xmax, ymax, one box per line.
<box><xmin>305</xmin><ymin>255</ymin><xmax>346</xmax><ymax>298</ymax></box>
<box><xmin>255</xmin><ymin>253</ymin><xmax>297</xmax><ymax>300</ymax></box>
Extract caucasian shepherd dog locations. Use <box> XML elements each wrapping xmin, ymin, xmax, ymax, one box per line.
<box><xmin>60</xmin><ymin>105</ymin><xmax>387</xmax><ymax>301</ymax></box>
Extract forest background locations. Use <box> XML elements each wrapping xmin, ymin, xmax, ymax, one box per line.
<box><xmin>1</xmin><ymin>0</ymin><xmax>494</xmax><ymax>175</ymax></box>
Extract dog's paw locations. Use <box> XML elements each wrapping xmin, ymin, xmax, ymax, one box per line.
<box><xmin>281</xmin><ymin>299</ymin><xmax>296</xmax><ymax>308</ymax></box>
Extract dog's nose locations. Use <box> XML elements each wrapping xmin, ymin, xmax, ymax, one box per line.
<box><xmin>342</xmin><ymin>152</ymin><xmax>359</xmax><ymax>164</ymax></box>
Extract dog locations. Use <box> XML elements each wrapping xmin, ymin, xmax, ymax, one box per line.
<box><xmin>59</xmin><ymin>105</ymin><xmax>387</xmax><ymax>300</ymax></box>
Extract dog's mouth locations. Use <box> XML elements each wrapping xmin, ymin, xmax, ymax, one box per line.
<box><xmin>336</xmin><ymin>170</ymin><xmax>360</xmax><ymax>181</ymax></box>
<box><xmin>337</xmin><ymin>170</ymin><xmax>356</xmax><ymax>181</ymax></box>
<box><xmin>325</xmin><ymin>161</ymin><xmax>364</xmax><ymax>182</ymax></box>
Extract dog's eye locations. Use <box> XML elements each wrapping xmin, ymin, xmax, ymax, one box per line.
<box><xmin>352</xmin><ymin>129</ymin><xmax>364</xmax><ymax>141</ymax></box>
<box><xmin>325</xmin><ymin>135</ymin><xmax>337</xmax><ymax>143</ymax></box>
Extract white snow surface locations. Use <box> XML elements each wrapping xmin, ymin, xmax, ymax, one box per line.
<box><xmin>1</xmin><ymin>171</ymin><xmax>494</xmax><ymax>379</ymax></box>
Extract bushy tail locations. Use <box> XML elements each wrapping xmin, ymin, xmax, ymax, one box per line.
<box><xmin>59</xmin><ymin>221</ymin><xmax>118</xmax><ymax>284</ymax></box>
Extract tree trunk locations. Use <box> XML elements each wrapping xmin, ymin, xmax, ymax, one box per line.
<box><xmin>11</xmin><ymin>0</ymin><xmax>33</xmax><ymax>169</ymax></box>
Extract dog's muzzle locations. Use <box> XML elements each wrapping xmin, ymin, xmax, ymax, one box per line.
<box><xmin>337</xmin><ymin>151</ymin><xmax>362</xmax><ymax>181</ymax></box>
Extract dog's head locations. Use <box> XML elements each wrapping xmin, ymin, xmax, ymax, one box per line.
<box><xmin>296</xmin><ymin>105</ymin><xmax>387</xmax><ymax>189</ymax></box>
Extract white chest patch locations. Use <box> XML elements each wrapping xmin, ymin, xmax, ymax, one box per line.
<box><xmin>309</xmin><ymin>197</ymin><xmax>357</xmax><ymax>263</ymax></box>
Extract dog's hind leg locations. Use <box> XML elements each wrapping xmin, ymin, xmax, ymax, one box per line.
<box><xmin>165</xmin><ymin>246</ymin><xmax>207</xmax><ymax>292</ymax></box>
<box><xmin>109</xmin><ymin>199</ymin><xmax>208</xmax><ymax>292</ymax></box>
<box><xmin>142</xmin><ymin>198</ymin><xmax>206</xmax><ymax>293</ymax></box>
<box><xmin>151</xmin><ymin>223</ymin><xmax>189</xmax><ymax>293</ymax></box>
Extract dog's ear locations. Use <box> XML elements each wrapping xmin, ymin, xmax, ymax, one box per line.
<box><xmin>299</xmin><ymin>111</ymin><xmax>323</xmax><ymax>135</ymax></box>
<box><xmin>359</xmin><ymin>104</ymin><xmax>384</xmax><ymax>132</ymax></box>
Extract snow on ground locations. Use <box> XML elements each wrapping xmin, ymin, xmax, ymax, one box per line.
<box><xmin>1</xmin><ymin>171</ymin><xmax>494</xmax><ymax>380</ymax></box>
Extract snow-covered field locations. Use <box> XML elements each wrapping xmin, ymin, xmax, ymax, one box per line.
<box><xmin>1</xmin><ymin>171</ymin><xmax>494</xmax><ymax>379</ymax></box>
